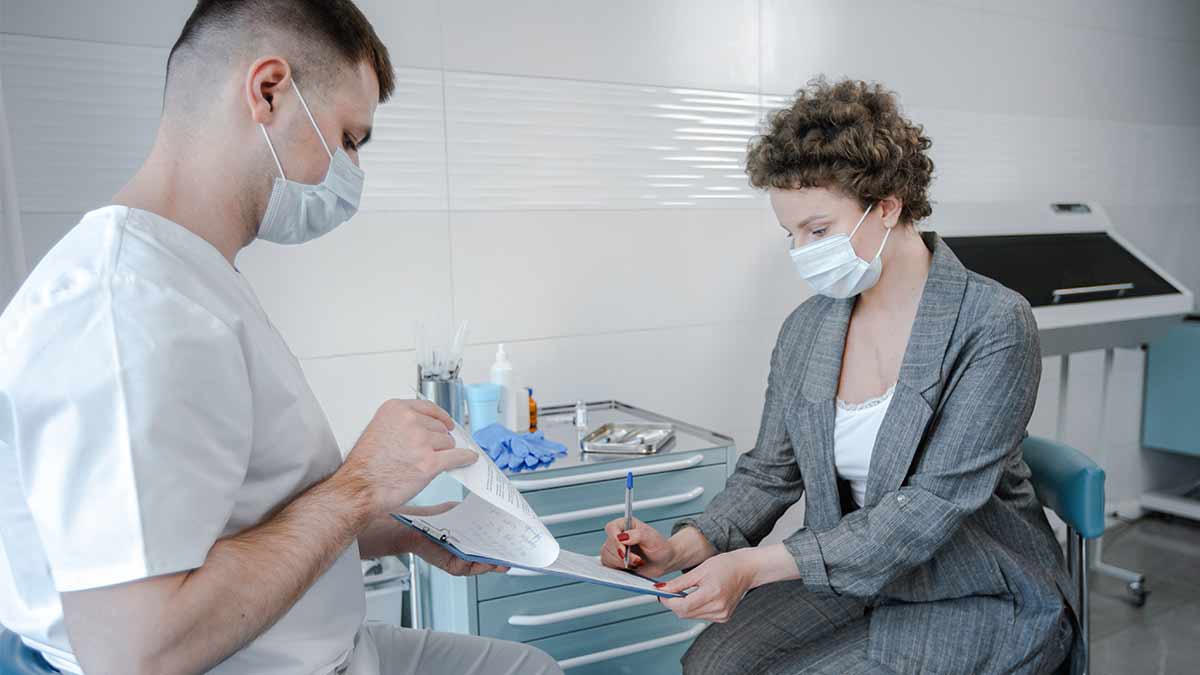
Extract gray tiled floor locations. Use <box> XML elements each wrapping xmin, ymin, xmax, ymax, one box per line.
<box><xmin>1088</xmin><ymin>515</ymin><xmax>1200</xmax><ymax>675</ymax></box>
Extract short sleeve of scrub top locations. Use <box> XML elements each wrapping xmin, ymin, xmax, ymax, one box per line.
<box><xmin>9</xmin><ymin>273</ymin><xmax>253</xmax><ymax>593</ymax></box>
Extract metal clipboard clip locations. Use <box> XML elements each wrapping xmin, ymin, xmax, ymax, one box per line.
<box><xmin>405</xmin><ymin>517</ymin><xmax>452</xmax><ymax>544</ymax></box>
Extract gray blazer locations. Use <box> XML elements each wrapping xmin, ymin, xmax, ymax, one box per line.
<box><xmin>679</xmin><ymin>232</ymin><xmax>1078</xmax><ymax>674</ymax></box>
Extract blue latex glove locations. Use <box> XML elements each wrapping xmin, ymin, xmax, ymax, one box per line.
<box><xmin>472</xmin><ymin>423</ymin><xmax>567</xmax><ymax>472</ymax></box>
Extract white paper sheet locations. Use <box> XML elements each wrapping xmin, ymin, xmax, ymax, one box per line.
<box><xmin>397</xmin><ymin>414</ymin><xmax>675</xmax><ymax>593</ymax></box>
<box><xmin>407</xmin><ymin>492</ymin><xmax>558</xmax><ymax>568</ymax></box>
<box><xmin>540</xmin><ymin>549</ymin><xmax>667</xmax><ymax>594</ymax></box>
<box><xmin>403</xmin><ymin>419</ymin><xmax>559</xmax><ymax>568</ymax></box>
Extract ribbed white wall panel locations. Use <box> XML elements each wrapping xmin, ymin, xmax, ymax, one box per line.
<box><xmin>444</xmin><ymin>72</ymin><xmax>762</xmax><ymax>211</ymax></box>
<box><xmin>356</xmin><ymin>67</ymin><xmax>448</xmax><ymax>212</ymax></box>
<box><xmin>0</xmin><ymin>34</ymin><xmax>163</xmax><ymax>214</ymax></box>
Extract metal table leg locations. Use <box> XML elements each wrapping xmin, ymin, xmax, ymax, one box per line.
<box><xmin>1066</xmin><ymin>350</ymin><xmax>1147</xmax><ymax>606</ymax></box>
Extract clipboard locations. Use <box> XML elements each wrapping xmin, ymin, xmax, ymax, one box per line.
<box><xmin>393</xmin><ymin>514</ymin><xmax>685</xmax><ymax>599</ymax></box>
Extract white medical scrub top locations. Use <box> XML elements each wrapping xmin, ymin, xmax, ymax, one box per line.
<box><xmin>0</xmin><ymin>206</ymin><xmax>364</xmax><ymax>674</ymax></box>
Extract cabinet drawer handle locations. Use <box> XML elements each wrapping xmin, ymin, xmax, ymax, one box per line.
<box><xmin>508</xmin><ymin>594</ymin><xmax>658</xmax><ymax>626</ymax></box>
<box><xmin>558</xmin><ymin>623</ymin><xmax>707</xmax><ymax>669</ymax></box>
<box><xmin>506</xmin><ymin>556</ymin><xmax>600</xmax><ymax>577</ymax></box>
<box><xmin>541</xmin><ymin>487</ymin><xmax>705</xmax><ymax>526</ymax></box>
<box><xmin>510</xmin><ymin>454</ymin><xmax>705</xmax><ymax>491</ymax></box>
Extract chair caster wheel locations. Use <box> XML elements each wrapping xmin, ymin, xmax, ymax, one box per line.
<box><xmin>1127</xmin><ymin>580</ymin><xmax>1148</xmax><ymax>607</ymax></box>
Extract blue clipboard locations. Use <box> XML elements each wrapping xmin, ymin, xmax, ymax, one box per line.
<box><xmin>392</xmin><ymin>514</ymin><xmax>685</xmax><ymax>598</ymax></box>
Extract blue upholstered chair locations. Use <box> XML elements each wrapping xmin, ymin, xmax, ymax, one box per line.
<box><xmin>1022</xmin><ymin>435</ymin><xmax>1106</xmax><ymax>675</ymax></box>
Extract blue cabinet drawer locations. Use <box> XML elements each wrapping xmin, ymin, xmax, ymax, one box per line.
<box><xmin>522</xmin><ymin>463</ymin><xmax>725</xmax><ymax>539</ymax></box>
<box><xmin>478</xmin><ymin>573</ymin><xmax>678</xmax><ymax>642</ymax></box>
<box><xmin>476</xmin><ymin>516</ymin><xmax>682</xmax><ymax>601</ymax></box>
<box><xmin>530</xmin><ymin>610</ymin><xmax>705</xmax><ymax>674</ymax></box>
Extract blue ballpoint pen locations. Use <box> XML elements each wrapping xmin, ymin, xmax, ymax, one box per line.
<box><xmin>623</xmin><ymin>471</ymin><xmax>634</xmax><ymax>568</ymax></box>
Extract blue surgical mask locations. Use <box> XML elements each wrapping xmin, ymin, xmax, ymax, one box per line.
<box><xmin>256</xmin><ymin>80</ymin><xmax>364</xmax><ymax>245</ymax></box>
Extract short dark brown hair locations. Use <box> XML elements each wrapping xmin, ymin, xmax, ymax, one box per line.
<box><xmin>167</xmin><ymin>0</ymin><xmax>395</xmax><ymax>104</ymax></box>
<box><xmin>746</xmin><ymin>78</ymin><xmax>934</xmax><ymax>223</ymax></box>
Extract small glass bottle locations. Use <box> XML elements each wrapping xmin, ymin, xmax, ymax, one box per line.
<box><xmin>527</xmin><ymin>387</ymin><xmax>538</xmax><ymax>433</ymax></box>
<box><xmin>574</xmin><ymin>399</ymin><xmax>588</xmax><ymax>430</ymax></box>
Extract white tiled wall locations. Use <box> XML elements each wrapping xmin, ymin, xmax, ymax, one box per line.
<box><xmin>3</xmin><ymin>0</ymin><xmax>1199</xmax><ymax>516</ymax></box>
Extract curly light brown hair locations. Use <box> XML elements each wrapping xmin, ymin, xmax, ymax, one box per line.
<box><xmin>746</xmin><ymin>78</ymin><xmax>934</xmax><ymax>223</ymax></box>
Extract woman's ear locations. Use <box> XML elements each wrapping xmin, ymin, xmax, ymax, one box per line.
<box><xmin>878</xmin><ymin>195</ymin><xmax>905</xmax><ymax>228</ymax></box>
<box><xmin>245</xmin><ymin>56</ymin><xmax>292</xmax><ymax>125</ymax></box>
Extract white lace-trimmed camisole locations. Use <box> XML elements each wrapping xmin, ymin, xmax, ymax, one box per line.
<box><xmin>834</xmin><ymin>383</ymin><xmax>896</xmax><ymax>508</ymax></box>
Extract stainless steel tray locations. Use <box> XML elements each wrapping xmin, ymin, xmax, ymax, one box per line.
<box><xmin>580</xmin><ymin>422</ymin><xmax>675</xmax><ymax>455</ymax></box>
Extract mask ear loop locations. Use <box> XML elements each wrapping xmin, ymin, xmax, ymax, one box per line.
<box><xmin>874</xmin><ymin>225</ymin><xmax>892</xmax><ymax>259</ymax></box>
<box><xmin>848</xmin><ymin>202</ymin><xmax>875</xmax><ymax>239</ymax></box>
<box><xmin>292</xmin><ymin>81</ymin><xmax>334</xmax><ymax>160</ymax></box>
<box><xmin>848</xmin><ymin>202</ymin><xmax>891</xmax><ymax>259</ymax></box>
<box><xmin>259</xmin><ymin>124</ymin><xmax>286</xmax><ymax>179</ymax></box>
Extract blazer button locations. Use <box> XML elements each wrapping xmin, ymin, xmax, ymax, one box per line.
<box><xmin>896</xmin><ymin>494</ymin><xmax>908</xmax><ymax>505</ymax></box>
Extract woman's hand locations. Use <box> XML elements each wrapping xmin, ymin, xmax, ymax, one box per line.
<box><xmin>654</xmin><ymin>549</ymin><xmax>759</xmax><ymax>623</ymax></box>
<box><xmin>600</xmin><ymin>517</ymin><xmax>676</xmax><ymax>578</ymax></box>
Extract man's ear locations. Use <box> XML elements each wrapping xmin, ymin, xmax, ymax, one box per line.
<box><xmin>879</xmin><ymin>195</ymin><xmax>905</xmax><ymax>228</ymax></box>
<box><xmin>246</xmin><ymin>56</ymin><xmax>291</xmax><ymax>125</ymax></box>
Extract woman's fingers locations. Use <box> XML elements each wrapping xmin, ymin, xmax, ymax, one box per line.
<box><xmin>657</xmin><ymin>566</ymin><xmax>701</xmax><ymax>596</ymax></box>
<box><xmin>662</xmin><ymin>590</ymin><xmax>733</xmax><ymax>622</ymax></box>
<box><xmin>603</xmin><ymin>516</ymin><xmax>656</xmax><ymax>569</ymax></box>
<box><xmin>605</xmin><ymin>516</ymin><xmax>647</xmax><ymax>539</ymax></box>
<box><xmin>600</xmin><ymin>541</ymin><xmax>644</xmax><ymax>569</ymax></box>
<box><xmin>600</xmin><ymin>538</ymin><xmax>627</xmax><ymax>569</ymax></box>
<box><xmin>616</xmin><ymin>525</ymin><xmax>654</xmax><ymax>547</ymax></box>
<box><xmin>604</xmin><ymin>518</ymin><xmax>625</xmax><ymax>540</ymax></box>
<box><xmin>660</xmin><ymin>584</ymin><xmax>709</xmax><ymax>617</ymax></box>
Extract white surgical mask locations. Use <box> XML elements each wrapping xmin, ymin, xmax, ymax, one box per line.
<box><xmin>257</xmin><ymin>80</ymin><xmax>364</xmax><ymax>245</ymax></box>
<box><xmin>789</xmin><ymin>203</ymin><xmax>890</xmax><ymax>298</ymax></box>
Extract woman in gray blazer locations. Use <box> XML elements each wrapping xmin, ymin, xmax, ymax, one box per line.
<box><xmin>601</xmin><ymin>78</ymin><xmax>1078</xmax><ymax>674</ymax></box>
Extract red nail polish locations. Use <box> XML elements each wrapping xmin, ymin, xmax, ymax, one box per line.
<box><xmin>654</xmin><ymin>582</ymin><xmax>665</xmax><ymax>588</ymax></box>
<box><xmin>617</xmin><ymin>532</ymin><xmax>629</xmax><ymax>542</ymax></box>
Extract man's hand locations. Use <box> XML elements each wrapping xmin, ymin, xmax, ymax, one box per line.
<box><xmin>409</xmin><ymin>534</ymin><xmax>509</xmax><ymax>577</ymax></box>
<box><xmin>359</xmin><ymin>502</ymin><xmax>505</xmax><ymax>578</ymax></box>
<box><xmin>399</xmin><ymin>503</ymin><xmax>507</xmax><ymax>575</ymax></box>
<box><xmin>339</xmin><ymin>399</ymin><xmax>478</xmax><ymax>520</ymax></box>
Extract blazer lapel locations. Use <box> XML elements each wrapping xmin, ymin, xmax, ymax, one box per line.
<box><xmin>862</xmin><ymin>232</ymin><xmax>969</xmax><ymax>506</ymax></box>
<box><xmin>790</xmin><ymin>296</ymin><xmax>854</xmax><ymax>529</ymax></box>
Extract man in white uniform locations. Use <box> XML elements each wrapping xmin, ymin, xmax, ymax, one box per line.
<box><xmin>0</xmin><ymin>1</ymin><xmax>561</xmax><ymax>673</ymax></box>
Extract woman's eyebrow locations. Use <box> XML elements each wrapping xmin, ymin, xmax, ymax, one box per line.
<box><xmin>793</xmin><ymin>213</ymin><xmax>829</xmax><ymax>229</ymax></box>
